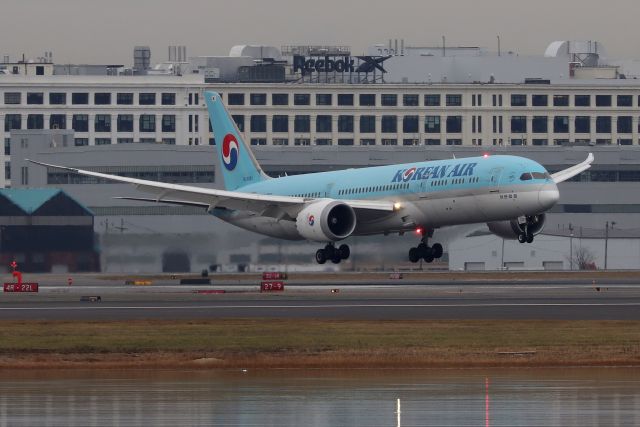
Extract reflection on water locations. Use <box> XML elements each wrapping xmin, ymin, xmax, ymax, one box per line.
<box><xmin>0</xmin><ymin>368</ymin><xmax>639</xmax><ymax>426</ymax></box>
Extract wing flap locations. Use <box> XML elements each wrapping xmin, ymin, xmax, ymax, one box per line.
<box><xmin>114</xmin><ymin>196</ymin><xmax>210</xmax><ymax>208</ymax></box>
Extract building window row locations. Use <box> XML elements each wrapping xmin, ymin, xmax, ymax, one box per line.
<box><xmin>212</xmin><ymin>92</ymin><xmax>640</xmax><ymax>108</ymax></box>
<box><xmin>226</xmin><ymin>92</ymin><xmax>463</xmax><ymax>107</ymax></box>
<box><xmin>239</xmin><ymin>114</ymin><xmax>463</xmax><ymax>134</ymax></box>
<box><xmin>4</xmin><ymin>113</ymin><xmax>176</xmax><ymax>133</ymax></box>
<box><xmin>512</xmin><ymin>93</ymin><xmax>636</xmax><ymax>108</ymax></box>
<box><xmin>248</xmin><ymin>137</ymin><xmax>467</xmax><ymax>146</ymax></box>
<box><xmin>2</xmin><ymin>91</ymin><xmax>176</xmax><ymax>106</ymax></box>
<box><xmin>509</xmin><ymin>115</ymin><xmax>637</xmax><ymax>134</ymax></box>
<box><xmin>6</xmin><ymin>90</ymin><xmax>640</xmax><ymax>109</ymax></box>
<box><xmin>235</xmin><ymin>114</ymin><xmax>640</xmax><ymax>135</ymax></box>
<box><xmin>8</xmin><ymin>113</ymin><xmax>640</xmax><ymax>135</ymax></box>
<box><xmin>48</xmin><ymin>167</ymin><xmax>215</xmax><ymax>185</ymax></box>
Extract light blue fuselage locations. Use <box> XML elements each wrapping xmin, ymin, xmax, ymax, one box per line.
<box><xmin>212</xmin><ymin>154</ymin><xmax>559</xmax><ymax>240</ymax></box>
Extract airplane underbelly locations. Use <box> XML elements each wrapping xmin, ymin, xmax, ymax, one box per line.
<box><xmin>417</xmin><ymin>192</ymin><xmax>484</xmax><ymax>227</ymax></box>
<box><xmin>210</xmin><ymin>210</ymin><xmax>303</xmax><ymax>240</ymax></box>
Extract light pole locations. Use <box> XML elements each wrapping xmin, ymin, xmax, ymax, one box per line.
<box><xmin>604</xmin><ymin>221</ymin><xmax>616</xmax><ymax>270</ymax></box>
<box><xmin>569</xmin><ymin>223</ymin><xmax>574</xmax><ymax>271</ymax></box>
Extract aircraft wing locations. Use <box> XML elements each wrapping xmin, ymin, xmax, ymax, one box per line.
<box><xmin>28</xmin><ymin>160</ymin><xmax>395</xmax><ymax>218</ymax></box>
<box><xmin>550</xmin><ymin>153</ymin><xmax>594</xmax><ymax>184</ymax></box>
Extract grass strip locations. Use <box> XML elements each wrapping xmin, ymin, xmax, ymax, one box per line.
<box><xmin>0</xmin><ymin>319</ymin><xmax>638</xmax><ymax>369</ymax></box>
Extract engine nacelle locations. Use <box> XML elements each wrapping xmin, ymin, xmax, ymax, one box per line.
<box><xmin>487</xmin><ymin>214</ymin><xmax>546</xmax><ymax>239</ymax></box>
<box><xmin>295</xmin><ymin>200</ymin><xmax>357</xmax><ymax>242</ymax></box>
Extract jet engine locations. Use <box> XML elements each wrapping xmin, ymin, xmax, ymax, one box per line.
<box><xmin>295</xmin><ymin>200</ymin><xmax>357</xmax><ymax>242</ymax></box>
<box><xmin>487</xmin><ymin>214</ymin><xmax>546</xmax><ymax>240</ymax></box>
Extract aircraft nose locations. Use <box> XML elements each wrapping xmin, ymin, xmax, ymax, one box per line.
<box><xmin>538</xmin><ymin>182</ymin><xmax>559</xmax><ymax>210</ymax></box>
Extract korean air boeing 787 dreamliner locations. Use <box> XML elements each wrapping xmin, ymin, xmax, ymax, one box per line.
<box><xmin>31</xmin><ymin>91</ymin><xmax>593</xmax><ymax>264</ymax></box>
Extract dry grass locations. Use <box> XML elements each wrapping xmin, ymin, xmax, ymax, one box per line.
<box><xmin>0</xmin><ymin>319</ymin><xmax>639</xmax><ymax>369</ymax></box>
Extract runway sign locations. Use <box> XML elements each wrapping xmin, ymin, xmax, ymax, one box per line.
<box><xmin>261</xmin><ymin>281</ymin><xmax>285</xmax><ymax>292</ymax></box>
<box><xmin>124</xmin><ymin>280</ymin><xmax>153</xmax><ymax>286</ymax></box>
<box><xmin>262</xmin><ymin>272</ymin><xmax>288</xmax><ymax>280</ymax></box>
<box><xmin>4</xmin><ymin>283</ymin><xmax>39</xmax><ymax>293</ymax></box>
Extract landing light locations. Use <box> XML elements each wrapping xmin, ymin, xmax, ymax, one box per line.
<box><xmin>393</xmin><ymin>202</ymin><xmax>402</xmax><ymax>210</ymax></box>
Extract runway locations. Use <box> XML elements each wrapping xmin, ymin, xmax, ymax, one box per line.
<box><xmin>1</xmin><ymin>281</ymin><xmax>639</xmax><ymax>320</ymax></box>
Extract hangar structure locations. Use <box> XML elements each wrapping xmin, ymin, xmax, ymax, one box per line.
<box><xmin>0</xmin><ymin>188</ymin><xmax>99</xmax><ymax>273</ymax></box>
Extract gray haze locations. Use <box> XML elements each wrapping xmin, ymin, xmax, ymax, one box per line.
<box><xmin>1</xmin><ymin>0</ymin><xmax>638</xmax><ymax>65</ymax></box>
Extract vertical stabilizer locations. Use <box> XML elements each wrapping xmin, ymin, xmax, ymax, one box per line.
<box><xmin>204</xmin><ymin>91</ymin><xmax>268</xmax><ymax>190</ymax></box>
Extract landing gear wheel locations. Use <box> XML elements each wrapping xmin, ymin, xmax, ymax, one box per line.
<box><xmin>315</xmin><ymin>249</ymin><xmax>327</xmax><ymax>264</ymax></box>
<box><xmin>421</xmin><ymin>245</ymin><xmax>434</xmax><ymax>262</ymax></box>
<box><xmin>526</xmin><ymin>234</ymin><xmax>534</xmax><ymax>243</ymax></box>
<box><xmin>518</xmin><ymin>233</ymin><xmax>526</xmax><ymax>244</ymax></box>
<box><xmin>416</xmin><ymin>243</ymin><xmax>429</xmax><ymax>259</ymax></box>
<box><xmin>338</xmin><ymin>244</ymin><xmax>350</xmax><ymax>260</ymax></box>
<box><xmin>331</xmin><ymin>254</ymin><xmax>342</xmax><ymax>264</ymax></box>
<box><xmin>432</xmin><ymin>243</ymin><xmax>443</xmax><ymax>259</ymax></box>
<box><xmin>409</xmin><ymin>247</ymin><xmax>421</xmax><ymax>263</ymax></box>
<box><xmin>324</xmin><ymin>244</ymin><xmax>336</xmax><ymax>260</ymax></box>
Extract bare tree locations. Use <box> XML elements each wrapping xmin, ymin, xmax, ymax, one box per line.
<box><xmin>568</xmin><ymin>246</ymin><xmax>597</xmax><ymax>270</ymax></box>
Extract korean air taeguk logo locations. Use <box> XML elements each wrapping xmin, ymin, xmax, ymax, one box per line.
<box><xmin>402</xmin><ymin>167</ymin><xmax>417</xmax><ymax>181</ymax></box>
<box><xmin>308</xmin><ymin>215</ymin><xmax>315</xmax><ymax>226</ymax></box>
<box><xmin>222</xmin><ymin>133</ymin><xmax>239</xmax><ymax>171</ymax></box>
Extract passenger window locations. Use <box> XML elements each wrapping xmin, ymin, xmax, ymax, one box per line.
<box><xmin>520</xmin><ymin>173</ymin><xmax>532</xmax><ymax>181</ymax></box>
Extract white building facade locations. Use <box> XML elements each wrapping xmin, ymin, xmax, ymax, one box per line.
<box><xmin>4</xmin><ymin>75</ymin><xmax>640</xmax><ymax>187</ymax></box>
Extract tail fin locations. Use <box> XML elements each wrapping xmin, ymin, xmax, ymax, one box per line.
<box><xmin>204</xmin><ymin>91</ymin><xmax>268</xmax><ymax>190</ymax></box>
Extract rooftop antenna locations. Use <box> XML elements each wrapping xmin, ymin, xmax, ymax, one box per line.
<box><xmin>442</xmin><ymin>36</ymin><xmax>446</xmax><ymax>57</ymax></box>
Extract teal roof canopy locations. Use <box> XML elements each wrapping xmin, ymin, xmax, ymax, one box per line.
<box><xmin>0</xmin><ymin>188</ymin><xmax>93</xmax><ymax>216</ymax></box>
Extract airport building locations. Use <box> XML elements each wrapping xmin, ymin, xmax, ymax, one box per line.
<box><xmin>0</xmin><ymin>187</ymin><xmax>99</xmax><ymax>273</ymax></box>
<box><xmin>2</xmin><ymin>40</ymin><xmax>640</xmax><ymax>271</ymax></box>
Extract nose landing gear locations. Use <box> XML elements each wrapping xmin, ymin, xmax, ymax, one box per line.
<box><xmin>408</xmin><ymin>229</ymin><xmax>444</xmax><ymax>263</ymax></box>
<box><xmin>315</xmin><ymin>243</ymin><xmax>350</xmax><ymax>264</ymax></box>
<box><xmin>517</xmin><ymin>216</ymin><xmax>538</xmax><ymax>244</ymax></box>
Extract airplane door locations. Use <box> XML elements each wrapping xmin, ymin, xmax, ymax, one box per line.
<box><xmin>489</xmin><ymin>167</ymin><xmax>503</xmax><ymax>189</ymax></box>
<box><xmin>479</xmin><ymin>167</ymin><xmax>504</xmax><ymax>218</ymax></box>
<box><xmin>325</xmin><ymin>182</ymin><xmax>335</xmax><ymax>197</ymax></box>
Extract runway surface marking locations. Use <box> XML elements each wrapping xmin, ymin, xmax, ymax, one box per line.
<box><xmin>2</xmin><ymin>302</ymin><xmax>640</xmax><ymax>311</ymax></box>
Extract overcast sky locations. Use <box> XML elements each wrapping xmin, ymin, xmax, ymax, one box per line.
<box><xmin>1</xmin><ymin>0</ymin><xmax>638</xmax><ymax>65</ymax></box>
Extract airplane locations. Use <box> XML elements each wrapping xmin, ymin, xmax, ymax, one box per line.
<box><xmin>30</xmin><ymin>90</ymin><xmax>594</xmax><ymax>264</ymax></box>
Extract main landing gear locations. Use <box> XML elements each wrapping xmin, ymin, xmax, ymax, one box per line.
<box><xmin>316</xmin><ymin>243</ymin><xmax>350</xmax><ymax>264</ymax></box>
<box><xmin>408</xmin><ymin>229</ymin><xmax>444</xmax><ymax>263</ymax></box>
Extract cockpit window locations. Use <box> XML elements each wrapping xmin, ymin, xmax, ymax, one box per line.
<box><xmin>520</xmin><ymin>173</ymin><xmax>532</xmax><ymax>181</ymax></box>
<box><xmin>531</xmin><ymin>172</ymin><xmax>547</xmax><ymax>180</ymax></box>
